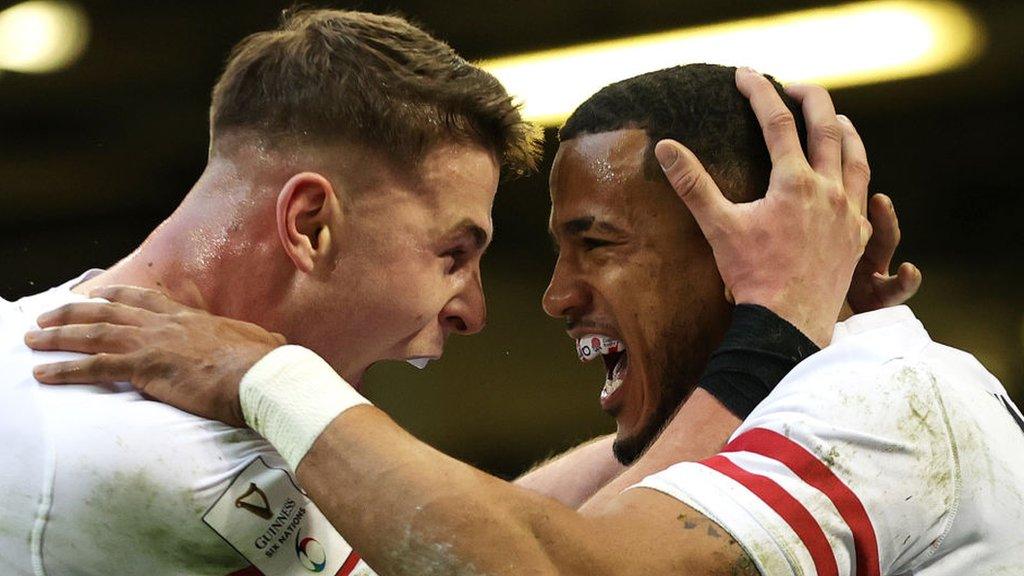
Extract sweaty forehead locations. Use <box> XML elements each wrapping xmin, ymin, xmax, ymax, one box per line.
<box><xmin>551</xmin><ymin>129</ymin><xmax>652</xmax><ymax>196</ymax></box>
<box><xmin>550</xmin><ymin>128</ymin><xmax>678</xmax><ymax>225</ymax></box>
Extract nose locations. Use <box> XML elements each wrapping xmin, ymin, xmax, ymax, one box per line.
<box><xmin>442</xmin><ymin>268</ymin><xmax>487</xmax><ymax>335</ymax></box>
<box><xmin>542</xmin><ymin>257</ymin><xmax>589</xmax><ymax>319</ymax></box>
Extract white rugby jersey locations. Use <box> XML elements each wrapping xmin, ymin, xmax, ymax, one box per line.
<box><xmin>635</xmin><ymin>306</ymin><xmax>1024</xmax><ymax>575</ymax></box>
<box><xmin>0</xmin><ymin>272</ymin><xmax>376</xmax><ymax>576</ymax></box>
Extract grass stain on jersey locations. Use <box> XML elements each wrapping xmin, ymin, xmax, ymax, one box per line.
<box><xmin>75</xmin><ymin>468</ymin><xmax>248</xmax><ymax>575</ymax></box>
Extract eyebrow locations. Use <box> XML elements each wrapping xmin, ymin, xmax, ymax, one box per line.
<box><xmin>551</xmin><ymin>216</ymin><xmax>625</xmax><ymax>238</ymax></box>
<box><xmin>445</xmin><ymin>218</ymin><xmax>491</xmax><ymax>250</ymax></box>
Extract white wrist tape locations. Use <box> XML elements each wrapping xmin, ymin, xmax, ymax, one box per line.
<box><xmin>239</xmin><ymin>345</ymin><xmax>370</xmax><ymax>470</ymax></box>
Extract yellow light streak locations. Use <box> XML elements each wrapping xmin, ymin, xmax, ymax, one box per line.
<box><xmin>481</xmin><ymin>1</ymin><xmax>984</xmax><ymax>125</ymax></box>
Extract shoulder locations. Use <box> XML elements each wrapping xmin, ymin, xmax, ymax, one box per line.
<box><xmin>43</xmin><ymin>403</ymin><xmax>287</xmax><ymax>573</ymax></box>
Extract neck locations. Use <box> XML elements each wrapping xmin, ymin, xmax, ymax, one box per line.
<box><xmin>74</xmin><ymin>165</ymin><xmax>283</xmax><ymax>325</ymax></box>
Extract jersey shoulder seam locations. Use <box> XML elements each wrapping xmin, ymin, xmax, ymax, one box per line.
<box><xmin>905</xmin><ymin>353</ymin><xmax>963</xmax><ymax>568</ymax></box>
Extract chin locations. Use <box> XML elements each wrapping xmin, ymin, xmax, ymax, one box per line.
<box><xmin>611</xmin><ymin>424</ymin><xmax>661</xmax><ymax>466</ymax></box>
<box><xmin>610</xmin><ymin>377</ymin><xmax>696</xmax><ymax>466</ymax></box>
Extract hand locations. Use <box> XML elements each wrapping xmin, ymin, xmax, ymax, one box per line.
<box><xmin>655</xmin><ymin>68</ymin><xmax>871</xmax><ymax>346</ymax></box>
<box><xmin>25</xmin><ymin>285</ymin><xmax>285</xmax><ymax>427</ymax></box>
<box><xmin>847</xmin><ymin>193</ymin><xmax>922</xmax><ymax>313</ymax></box>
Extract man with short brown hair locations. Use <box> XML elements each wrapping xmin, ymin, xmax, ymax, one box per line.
<box><xmin>0</xmin><ymin>9</ymin><xmax>537</xmax><ymax>575</ymax></box>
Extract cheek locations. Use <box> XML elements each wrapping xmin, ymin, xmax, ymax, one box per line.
<box><xmin>370</xmin><ymin>257</ymin><xmax>449</xmax><ymax>330</ymax></box>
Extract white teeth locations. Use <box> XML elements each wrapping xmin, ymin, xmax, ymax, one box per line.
<box><xmin>601</xmin><ymin>353</ymin><xmax>628</xmax><ymax>402</ymax></box>
<box><xmin>576</xmin><ymin>334</ymin><xmax>625</xmax><ymax>362</ymax></box>
<box><xmin>406</xmin><ymin>358</ymin><xmax>431</xmax><ymax>369</ymax></box>
<box><xmin>601</xmin><ymin>378</ymin><xmax>623</xmax><ymax>401</ymax></box>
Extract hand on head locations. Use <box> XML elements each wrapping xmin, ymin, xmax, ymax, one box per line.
<box><xmin>655</xmin><ymin>68</ymin><xmax>919</xmax><ymax>346</ymax></box>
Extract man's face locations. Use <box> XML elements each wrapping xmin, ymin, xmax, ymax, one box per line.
<box><xmin>544</xmin><ymin>129</ymin><xmax>731</xmax><ymax>464</ymax></box>
<box><xmin>293</xmin><ymin>142</ymin><xmax>499</xmax><ymax>383</ymax></box>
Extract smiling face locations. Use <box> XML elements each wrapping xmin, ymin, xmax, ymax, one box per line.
<box><xmin>286</xmin><ymin>141</ymin><xmax>499</xmax><ymax>383</ymax></box>
<box><xmin>544</xmin><ymin>129</ymin><xmax>732</xmax><ymax>464</ymax></box>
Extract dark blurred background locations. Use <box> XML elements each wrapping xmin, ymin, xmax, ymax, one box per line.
<box><xmin>2</xmin><ymin>0</ymin><xmax>1021</xmax><ymax>479</ymax></box>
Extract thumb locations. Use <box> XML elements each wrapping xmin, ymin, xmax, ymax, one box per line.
<box><xmin>655</xmin><ymin>140</ymin><xmax>732</xmax><ymax>231</ymax></box>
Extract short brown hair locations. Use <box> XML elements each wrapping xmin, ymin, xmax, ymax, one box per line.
<box><xmin>210</xmin><ymin>9</ymin><xmax>541</xmax><ymax>174</ymax></box>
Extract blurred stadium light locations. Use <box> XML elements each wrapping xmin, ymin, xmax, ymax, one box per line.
<box><xmin>0</xmin><ymin>1</ymin><xmax>88</xmax><ymax>73</ymax></box>
<box><xmin>481</xmin><ymin>0</ymin><xmax>984</xmax><ymax>125</ymax></box>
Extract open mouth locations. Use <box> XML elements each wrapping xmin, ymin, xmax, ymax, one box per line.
<box><xmin>576</xmin><ymin>334</ymin><xmax>629</xmax><ymax>406</ymax></box>
<box><xmin>601</xmin><ymin>350</ymin><xmax>628</xmax><ymax>401</ymax></box>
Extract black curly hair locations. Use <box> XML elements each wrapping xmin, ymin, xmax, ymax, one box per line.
<box><xmin>559</xmin><ymin>64</ymin><xmax>806</xmax><ymax>202</ymax></box>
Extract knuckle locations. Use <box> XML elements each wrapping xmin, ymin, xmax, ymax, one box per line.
<box><xmin>668</xmin><ymin>166</ymin><xmax>704</xmax><ymax>197</ymax></box>
<box><xmin>860</xmin><ymin>218</ymin><xmax>874</xmax><ymax>243</ymax></box>
<box><xmin>781</xmin><ymin>164</ymin><xmax>816</xmax><ymax>192</ymax></box>
<box><xmin>813</xmin><ymin>121</ymin><xmax>844</xmax><ymax>146</ymax></box>
<box><xmin>828</xmin><ymin>184</ymin><xmax>846</xmax><ymax>208</ymax></box>
<box><xmin>766</xmin><ymin>109</ymin><xmax>797</xmax><ymax>134</ymax></box>
<box><xmin>86</xmin><ymin>323</ymin><xmax>109</xmax><ymax>341</ymax></box>
<box><xmin>128</xmin><ymin>328</ymin><xmax>146</xmax><ymax>349</ymax></box>
<box><xmin>847</xmin><ymin>159</ymin><xmax>872</xmax><ymax>182</ymax></box>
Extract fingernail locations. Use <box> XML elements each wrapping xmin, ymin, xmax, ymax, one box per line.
<box><xmin>738</xmin><ymin>66</ymin><xmax>758</xmax><ymax>75</ymax></box>
<box><xmin>655</xmin><ymin>143</ymin><xmax>678</xmax><ymax>169</ymax></box>
<box><xmin>24</xmin><ymin>330</ymin><xmax>39</xmax><ymax>345</ymax></box>
<box><xmin>33</xmin><ymin>365</ymin><xmax>51</xmax><ymax>379</ymax></box>
<box><xmin>837</xmin><ymin>114</ymin><xmax>851</xmax><ymax>124</ymax></box>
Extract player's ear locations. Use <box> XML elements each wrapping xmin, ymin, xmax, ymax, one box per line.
<box><xmin>275</xmin><ymin>172</ymin><xmax>342</xmax><ymax>275</ymax></box>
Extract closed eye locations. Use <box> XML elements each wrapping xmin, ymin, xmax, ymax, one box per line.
<box><xmin>443</xmin><ymin>247</ymin><xmax>470</xmax><ymax>273</ymax></box>
<box><xmin>582</xmin><ymin>237</ymin><xmax>613</xmax><ymax>250</ymax></box>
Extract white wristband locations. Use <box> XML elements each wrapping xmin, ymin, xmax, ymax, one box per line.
<box><xmin>239</xmin><ymin>345</ymin><xmax>370</xmax><ymax>470</ymax></box>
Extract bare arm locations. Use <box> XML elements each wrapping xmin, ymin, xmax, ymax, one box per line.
<box><xmin>296</xmin><ymin>404</ymin><xmax>751</xmax><ymax>575</ymax></box>
<box><xmin>513</xmin><ymin>392</ymin><xmax>744</xmax><ymax>511</ymax></box>
<box><xmin>513</xmin><ymin>434</ymin><xmax>623</xmax><ymax>509</ymax></box>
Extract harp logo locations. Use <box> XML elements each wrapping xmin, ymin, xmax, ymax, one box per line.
<box><xmin>234</xmin><ymin>482</ymin><xmax>273</xmax><ymax>520</ymax></box>
<box><xmin>295</xmin><ymin>529</ymin><xmax>327</xmax><ymax>572</ymax></box>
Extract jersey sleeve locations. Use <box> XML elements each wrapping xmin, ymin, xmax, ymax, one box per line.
<box><xmin>203</xmin><ymin>454</ymin><xmax>375</xmax><ymax>576</ymax></box>
<box><xmin>632</xmin><ymin>353</ymin><xmax>960</xmax><ymax>576</ymax></box>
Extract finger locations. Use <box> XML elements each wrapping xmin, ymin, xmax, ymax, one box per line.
<box><xmin>36</xmin><ymin>301</ymin><xmax>157</xmax><ymax>329</ymax></box>
<box><xmin>859</xmin><ymin>194</ymin><xmax>899</xmax><ymax>274</ymax></box>
<box><xmin>785</xmin><ymin>84</ymin><xmax>842</xmax><ymax>179</ymax></box>
<box><xmin>870</xmin><ymin>263</ymin><xmax>922</xmax><ymax>306</ymax></box>
<box><xmin>838</xmin><ymin>115</ymin><xmax>870</xmax><ymax>215</ymax></box>
<box><xmin>735</xmin><ymin>67</ymin><xmax>804</xmax><ymax>165</ymax></box>
<box><xmin>25</xmin><ymin>324</ymin><xmax>141</xmax><ymax>354</ymax></box>
<box><xmin>32</xmin><ymin>353</ymin><xmax>136</xmax><ymax>385</ymax></box>
<box><xmin>893</xmin><ymin>262</ymin><xmax>922</xmax><ymax>300</ymax></box>
<box><xmin>654</xmin><ymin>139</ymin><xmax>734</xmax><ymax>236</ymax></box>
<box><xmin>90</xmin><ymin>285</ymin><xmax>187</xmax><ymax>315</ymax></box>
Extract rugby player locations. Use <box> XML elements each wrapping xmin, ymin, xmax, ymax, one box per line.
<box><xmin>32</xmin><ymin>68</ymin><xmax>1020</xmax><ymax>576</ymax></box>
<box><xmin>1</xmin><ymin>9</ymin><xmax>543</xmax><ymax>575</ymax></box>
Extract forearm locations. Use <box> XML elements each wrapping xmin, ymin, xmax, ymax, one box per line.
<box><xmin>514</xmin><ymin>434</ymin><xmax>623</xmax><ymax>509</ymax></box>
<box><xmin>297</xmin><ymin>407</ymin><xmax>608</xmax><ymax>576</ymax></box>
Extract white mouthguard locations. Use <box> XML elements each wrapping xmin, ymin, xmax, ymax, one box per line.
<box><xmin>406</xmin><ymin>358</ymin><xmax>431</xmax><ymax>370</ymax></box>
<box><xmin>575</xmin><ymin>334</ymin><xmax>625</xmax><ymax>362</ymax></box>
